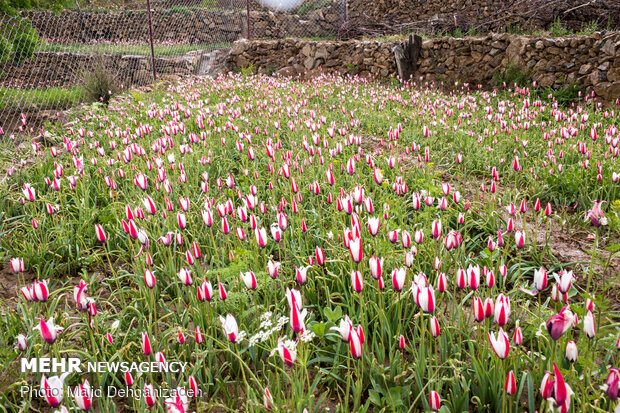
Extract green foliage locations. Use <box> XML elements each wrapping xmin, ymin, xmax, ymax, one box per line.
<box><xmin>11</xmin><ymin>28</ymin><xmax>38</xmax><ymax>64</ymax></box>
<box><xmin>0</xmin><ymin>35</ymin><xmax>11</xmax><ymax>63</ymax></box>
<box><xmin>81</xmin><ymin>63</ymin><xmax>118</xmax><ymax>105</ymax></box>
<box><xmin>540</xmin><ymin>82</ymin><xmax>583</xmax><ymax>106</ymax></box>
<box><xmin>239</xmin><ymin>62</ymin><xmax>256</xmax><ymax>76</ymax></box>
<box><xmin>548</xmin><ymin>17</ymin><xmax>571</xmax><ymax>36</ymax></box>
<box><xmin>0</xmin><ymin>85</ymin><xmax>83</xmax><ymax>110</ymax></box>
<box><xmin>494</xmin><ymin>63</ymin><xmax>531</xmax><ymax>87</ymax></box>
<box><xmin>296</xmin><ymin>0</ymin><xmax>330</xmax><ymax>16</ymax></box>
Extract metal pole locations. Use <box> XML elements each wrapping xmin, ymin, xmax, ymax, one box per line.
<box><xmin>246</xmin><ymin>0</ymin><xmax>251</xmax><ymax>39</ymax></box>
<box><xmin>146</xmin><ymin>0</ymin><xmax>157</xmax><ymax>81</ymax></box>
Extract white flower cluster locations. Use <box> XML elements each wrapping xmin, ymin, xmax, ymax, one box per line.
<box><xmin>248</xmin><ymin>314</ymin><xmax>289</xmax><ymax>347</ymax></box>
<box><xmin>299</xmin><ymin>330</ymin><xmax>316</xmax><ymax>343</ymax></box>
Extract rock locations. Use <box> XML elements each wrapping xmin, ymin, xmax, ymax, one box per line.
<box><xmin>594</xmin><ymin>81</ymin><xmax>620</xmax><ymax>101</ymax></box>
<box><xmin>579</xmin><ymin>64</ymin><xmax>592</xmax><ymax>75</ymax></box>
<box><xmin>303</xmin><ymin>56</ymin><xmax>316</xmax><ymax>70</ymax></box>
<box><xmin>230</xmin><ymin>40</ymin><xmax>248</xmax><ymax>56</ymax></box>
<box><xmin>315</xmin><ymin>46</ymin><xmax>329</xmax><ymax>60</ymax></box>
<box><xmin>600</xmin><ymin>40</ymin><xmax>617</xmax><ymax>56</ymax></box>
<box><xmin>276</xmin><ymin>66</ymin><xmax>296</xmax><ymax>77</ymax></box>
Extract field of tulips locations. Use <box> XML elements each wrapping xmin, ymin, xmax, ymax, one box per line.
<box><xmin>0</xmin><ymin>73</ymin><xmax>619</xmax><ymax>413</ymax></box>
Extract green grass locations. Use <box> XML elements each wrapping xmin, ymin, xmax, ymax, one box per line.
<box><xmin>39</xmin><ymin>41</ymin><xmax>231</xmax><ymax>56</ymax></box>
<box><xmin>0</xmin><ymin>85</ymin><xmax>83</xmax><ymax>110</ymax></box>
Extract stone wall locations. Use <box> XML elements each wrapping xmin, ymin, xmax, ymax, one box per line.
<box><xmin>21</xmin><ymin>7</ymin><xmax>342</xmax><ymax>44</ymax></box>
<box><xmin>0</xmin><ymin>51</ymin><xmax>204</xmax><ymax>88</ymax></box>
<box><xmin>347</xmin><ymin>0</ymin><xmax>620</xmax><ymax>34</ymax></box>
<box><xmin>227</xmin><ymin>32</ymin><xmax>620</xmax><ymax>100</ymax></box>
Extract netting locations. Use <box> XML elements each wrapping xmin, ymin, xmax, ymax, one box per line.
<box><xmin>0</xmin><ymin>0</ymin><xmax>346</xmax><ymax>134</ymax></box>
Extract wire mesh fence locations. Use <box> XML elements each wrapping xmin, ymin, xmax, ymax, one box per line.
<box><xmin>0</xmin><ymin>0</ymin><xmax>346</xmax><ymax>134</ymax></box>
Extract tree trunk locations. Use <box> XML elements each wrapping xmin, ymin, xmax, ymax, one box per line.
<box><xmin>392</xmin><ymin>33</ymin><xmax>422</xmax><ymax>81</ymax></box>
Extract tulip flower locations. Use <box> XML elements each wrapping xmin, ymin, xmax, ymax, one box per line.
<box><xmin>583</xmin><ymin>310</ymin><xmax>596</xmax><ymax>338</ymax></box>
<box><xmin>554</xmin><ymin>270</ymin><xmax>574</xmax><ymax>293</ymax></box>
<box><xmin>315</xmin><ymin>246</ymin><xmax>325</xmax><ymax>265</ymax></box>
<box><xmin>493</xmin><ymin>293</ymin><xmax>511</xmax><ymax>326</ymax></box>
<box><xmin>351</xmin><ymin>270</ymin><xmax>363</xmax><ymax>293</ymax></box>
<box><xmin>367</xmin><ymin>217</ymin><xmax>380</xmax><ymax>236</ymax></box>
<box><xmin>267</xmin><ymin>260</ymin><xmax>280</xmax><ymax>279</ymax></box>
<box><xmin>416</xmin><ymin>285</ymin><xmax>436</xmax><ymax>313</ymax></box>
<box><xmin>34</xmin><ymin>279</ymin><xmax>50</xmax><ymax>302</ymax></box>
<box><xmin>240</xmin><ymin>271</ymin><xmax>257</xmax><ymax>290</ymax></box>
<box><xmin>349</xmin><ymin>235</ymin><xmax>362</xmax><ymax>263</ymax></box>
<box><xmin>401</xmin><ymin>230</ymin><xmax>411</xmax><ymax>248</ymax></box>
<box><xmin>399</xmin><ymin>335</ymin><xmax>405</xmax><ymax>350</ymax></box>
<box><xmin>534</xmin><ymin>267</ymin><xmax>548</xmax><ymax>291</ymax></box>
<box><xmin>565</xmin><ymin>341</ymin><xmax>578</xmax><ymax>362</ymax></box>
<box><xmin>605</xmin><ymin>368</ymin><xmax>620</xmax><ymax>401</ymax></box>
<box><xmin>41</xmin><ymin>373</ymin><xmax>69</xmax><ymax>407</ymax></box>
<box><xmin>484</xmin><ymin>297</ymin><xmax>494</xmax><ymax>318</ymax></box>
<box><xmin>10</xmin><ymin>257</ymin><xmax>24</xmax><ymax>273</ymax></box>
<box><xmin>369</xmin><ymin>256</ymin><xmax>383</xmax><ymax>279</ymax></box>
<box><xmin>488</xmin><ymin>328</ymin><xmax>510</xmax><ymax>359</ymax></box>
<box><xmin>220</xmin><ymin>314</ymin><xmax>239</xmax><ymax>343</ymax></box>
<box><xmin>437</xmin><ymin>272</ymin><xmax>447</xmax><ymax>292</ymax></box>
<box><xmin>546</xmin><ymin>306</ymin><xmax>574</xmax><ymax>341</ymax></box>
<box><xmin>35</xmin><ymin>316</ymin><xmax>63</xmax><ymax>344</ymax></box>
<box><xmin>219</xmin><ymin>282</ymin><xmax>228</xmax><ymax>300</ymax></box>
<box><xmin>141</xmin><ymin>332</ymin><xmax>152</xmax><ymax>355</ymax></box>
<box><xmin>142</xmin><ymin>196</ymin><xmax>156</xmax><ymax>215</ymax></box>
<box><xmin>431</xmin><ymin>219</ymin><xmax>442</xmax><ymax>240</ymax></box>
<box><xmin>330</xmin><ymin>315</ymin><xmax>353</xmax><ymax>342</ymax></box>
<box><xmin>585</xmin><ymin>200</ymin><xmax>607</xmax><ymax>227</ymax></box>
<box><xmin>273</xmin><ymin>337</ymin><xmax>296</xmax><ymax>366</ymax></box>
<box><xmin>473</xmin><ymin>297</ymin><xmax>485</xmax><ymax>323</ymax></box>
<box><xmin>188</xmin><ymin>376</ymin><xmax>199</xmax><ymax>397</ymax></box>
<box><xmin>349</xmin><ymin>326</ymin><xmax>363</xmax><ymax>359</ymax></box>
<box><xmin>144</xmin><ymin>269</ymin><xmax>156</xmax><ymax>288</ymax></box>
<box><xmin>178</xmin><ymin>268</ymin><xmax>192</xmax><ymax>285</ymax></box>
<box><xmin>255</xmin><ymin>227</ymin><xmax>268</xmax><ymax>248</ymax></box>
<box><xmin>73</xmin><ymin>380</ymin><xmax>93</xmax><ymax>411</ymax></box>
<box><xmin>505</xmin><ymin>371</ymin><xmax>517</xmax><ymax>395</ymax></box>
<box><xmin>429</xmin><ymin>391</ymin><xmax>441</xmax><ymax>411</ymax></box>
<box><xmin>197</xmin><ymin>280</ymin><xmax>213</xmax><ymax>301</ymax></box>
<box><xmin>515</xmin><ymin>230</ymin><xmax>525</xmax><ymax>248</ymax></box>
<box><xmin>263</xmin><ymin>388</ymin><xmax>274</xmax><ymax>409</ymax></box>
<box><xmin>550</xmin><ymin>363</ymin><xmax>572</xmax><ymax>408</ymax></box>
<box><xmin>94</xmin><ymin>224</ymin><xmax>107</xmax><ymax>243</ymax></box>
<box><xmin>467</xmin><ymin>264</ymin><xmax>480</xmax><ymax>290</ymax></box>
<box><xmin>430</xmin><ymin>316</ymin><xmax>441</xmax><ymax>337</ymax></box>
<box><xmin>15</xmin><ymin>334</ymin><xmax>27</xmax><ymax>351</ymax></box>
<box><xmin>125</xmin><ymin>371</ymin><xmax>134</xmax><ymax>387</ymax></box>
<box><xmin>22</xmin><ymin>183</ymin><xmax>36</xmax><ymax>201</ymax></box>
<box><xmin>392</xmin><ymin>267</ymin><xmax>406</xmax><ymax>291</ymax></box>
<box><xmin>295</xmin><ymin>266</ymin><xmax>309</xmax><ymax>285</ymax></box>
<box><xmin>195</xmin><ymin>326</ymin><xmax>204</xmax><ymax>344</ymax></box>
<box><xmin>144</xmin><ymin>383</ymin><xmax>157</xmax><ymax>407</ymax></box>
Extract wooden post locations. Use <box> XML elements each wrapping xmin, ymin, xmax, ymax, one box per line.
<box><xmin>146</xmin><ymin>0</ymin><xmax>157</xmax><ymax>81</ymax></box>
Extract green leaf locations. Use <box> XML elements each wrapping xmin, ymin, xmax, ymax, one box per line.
<box><xmin>368</xmin><ymin>389</ymin><xmax>382</xmax><ymax>406</ymax></box>
<box><xmin>311</xmin><ymin>322</ymin><xmax>326</xmax><ymax>337</ymax></box>
<box><xmin>323</xmin><ymin>306</ymin><xmax>343</xmax><ymax>323</ymax></box>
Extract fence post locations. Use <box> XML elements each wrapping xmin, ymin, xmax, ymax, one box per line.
<box><xmin>146</xmin><ymin>0</ymin><xmax>157</xmax><ymax>81</ymax></box>
<box><xmin>246</xmin><ymin>0</ymin><xmax>251</xmax><ymax>39</ymax></box>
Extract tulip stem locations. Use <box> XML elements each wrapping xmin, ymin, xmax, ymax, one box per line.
<box><xmin>104</xmin><ymin>243</ymin><xmax>127</xmax><ymax>308</ymax></box>
<box><xmin>586</xmin><ymin>226</ymin><xmax>598</xmax><ymax>295</ymax></box>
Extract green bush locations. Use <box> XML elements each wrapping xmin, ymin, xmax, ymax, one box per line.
<box><xmin>11</xmin><ymin>29</ymin><xmax>39</xmax><ymax>65</ymax></box>
<box><xmin>493</xmin><ymin>63</ymin><xmax>531</xmax><ymax>87</ymax></box>
<box><xmin>81</xmin><ymin>64</ymin><xmax>118</xmax><ymax>105</ymax></box>
<box><xmin>0</xmin><ymin>36</ymin><xmax>11</xmax><ymax>63</ymax></box>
